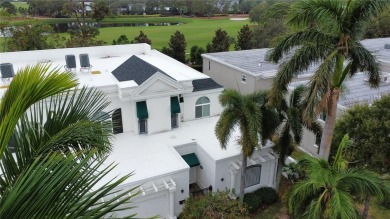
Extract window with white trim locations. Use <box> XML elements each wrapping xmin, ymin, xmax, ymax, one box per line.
<box><xmin>195</xmin><ymin>97</ymin><xmax>210</xmax><ymax>118</ymax></box>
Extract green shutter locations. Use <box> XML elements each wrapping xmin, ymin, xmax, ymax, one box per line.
<box><xmin>136</xmin><ymin>101</ymin><xmax>148</xmax><ymax>119</ymax></box>
<box><xmin>181</xmin><ymin>153</ymin><xmax>200</xmax><ymax>167</ymax></box>
<box><xmin>170</xmin><ymin>96</ymin><xmax>181</xmax><ymax>114</ymax></box>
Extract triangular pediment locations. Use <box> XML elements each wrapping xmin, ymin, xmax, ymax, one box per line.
<box><xmin>132</xmin><ymin>72</ymin><xmax>183</xmax><ymax>97</ymax></box>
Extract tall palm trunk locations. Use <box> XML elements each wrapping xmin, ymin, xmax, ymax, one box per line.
<box><xmin>275</xmin><ymin>158</ymin><xmax>283</xmax><ymax>191</ymax></box>
<box><xmin>363</xmin><ymin>194</ymin><xmax>371</xmax><ymax>219</ymax></box>
<box><xmin>319</xmin><ymin>89</ymin><xmax>340</xmax><ymax>160</ymax></box>
<box><xmin>239</xmin><ymin>155</ymin><xmax>247</xmax><ymax>203</ymax></box>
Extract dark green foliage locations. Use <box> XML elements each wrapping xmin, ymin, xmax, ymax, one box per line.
<box><xmin>6</xmin><ymin>22</ymin><xmax>60</xmax><ymax>51</ymax></box>
<box><xmin>243</xmin><ymin>187</ymin><xmax>278</xmax><ymax>213</ymax></box>
<box><xmin>243</xmin><ymin>192</ymin><xmax>262</xmax><ymax>213</ymax></box>
<box><xmin>160</xmin><ymin>46</ymin><xmax>171</xmax><ymax>56</ymax></box>
<box><xmin>190</xmin><ymin>45</ymin><xmax>205</xmax><ymax>65</ymax></box>
<box><xmin>113</xmin><ymin>35</ymin><xmax>130</xmax><ymax>45</ymax></box>
<box><xmin>92</xmin><ymin>0</ymin><xmax>110</xmax><ymax>22</ymax></box>
<box><xmin>206</xmin><ymin>28</ymin><xmax>230</xmax><ymax>53</ymax></box>
<box><xmin>18</xmin><ymin>7</ymin><xmax>28</xmax><ymax>18</ymax></box>
<box><xmin>168</xmin><ymin>31</ymin><xmax>187</xmax><ymax>63</ymax></box>
<box><xmin>133</xmin><ymin>31</ymin><xmax>152</xmax><ymax>45</ymax></box>
<box><xmin>235</xmin><ymin>24</ymin><xmax>254</xmax><ymax>51</ymax></box>
<box><xmin>250</xmin><ymin>2</ymin><xmax>292</xmax><ymax>48</ymax></box>
<box><xmin>331</xmin><ymin>95</ymin><xmax>390</xmax><ymax>174</ymax></box>
<box><xmin>180</xmin><ymin>190</ymin><xmax>247</xmax><ymax>219</ymax></box>
<box><xmin>255</xmin><ymin>187</ymin><xmax>278</xmax><ymax>205</ymax></box>
<box><xmin>0</xmin><ymin>2</ymin><xmax>17</xmax><ymax>15</ymax></box>
<box><xmin>27</xmin><ymin>0</ymin><xmax>69</xmax><ymax>17</ymax></box>
<box><xmin>66</xmin><ymin>26</ymin><xmax>104</xmax><ymax>48</ymax></box>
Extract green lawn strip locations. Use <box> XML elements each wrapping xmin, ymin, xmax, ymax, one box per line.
<box><xmin>290</xmin><ymin>149</ymin><xmax>306</xmax><ymax>161</ymax></box>
<box><xmin>1</xmin><ymin>17</ymin><xmax>248</xmax><ymax>53</ymax></box>
<box><xmin>97</xmin><ymin>18</ymin><xmax>248</xmax><ymax>51</ymax></box>
<box><xmin>11</xmin><ymin>2</ymin><xmax>29</xmax><ymax>9</ymax></box>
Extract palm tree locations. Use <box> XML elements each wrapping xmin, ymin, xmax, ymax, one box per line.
<box><xmin>215</xmin><ymin>89</ymin><xmax>278</xmax><ymax>202</ymax></box>
<box><xmin>0</xmin><ymin>64</ymin><xmax>137</xmax><ymax>218</ymax></box>
<box><xmin>286</xmin><ymin>135</ymin><xmax>390</xmax><ymax>219</ymax></box>
<box><xmin>272</xmin><ymin>85</ymin><xmax>322</xmax><ymax>191</ymax></box>
<box><xmin>266</xmin><ymin>0</ymin><xmax>389</xmax><ymax>160</ymax></box>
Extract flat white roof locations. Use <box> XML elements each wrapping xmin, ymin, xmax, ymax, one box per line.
<box><xmin>0</xmin><ymin>44</ymin><xmax>208</xmax><ymax>90</ymax></box>
<box><xmin>99</xmin><ymin>116</ymin><xmax>248</xmax><ymax>187</ymax></box>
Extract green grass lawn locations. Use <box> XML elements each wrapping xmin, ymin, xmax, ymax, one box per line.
<box><xmin>11</xmin><ymin>1</ymin><xmax>28</xmax><ymax>9</ymax></box>
<box><xmin>95</xmin><ymin>17</ymin><xmax>249</xmax><ymax>51</ymax></box>
<box><xmin>0</xmin><ymin>16</ymin><xmax>249</xmax><ymax>52</ymax></box>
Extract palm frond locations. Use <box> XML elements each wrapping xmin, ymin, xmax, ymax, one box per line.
<box><xmin>0</xmin><ymin>64</ymin><xmax>77</xmax><ymax>158</ymax></box>
<box><xmin>0</xmin><ymin>150</ymin><xmax>137</xmax><ymax>218</ymax></box>
<box><xmin>215</xmin><ymin>109</ymin><xmax>238</xmax><ymax>150</ymax></box>
<box><xmin>266</xmin><ymin>30</ymin><xmax>336</xmax><ymax>63</ymax></box>
<box><xmin>349</xmin><ymin>41</ymin><xmax>381</xmax><ymax>87</ymax></box>
<box><xmin>269</xmin><ymin>43</ymin><xmax>334</xmax><ymax>106</ymax></box>
<box><xmin>302</xmin><ymin>50</ymin><xmax>338</xmax><ymax>120</ymax></box>
<box><xmin>288</xmin><ymin>0</ymin><xmax>343</xmax><ymax>29</ymax></box>
<box><xmin>0</xmin><ymin>87</ymin><xmax>113</xmax><ymax>191</ymax></box>
<box><xmin>346</xmin><ymin>0</ymin><xmax>389</xmax><ymax>36</ymax></box>
<box><xmin>328</xmin><ymin>189</ymin><xmax>359</xmax><ymax>219</ymax></box>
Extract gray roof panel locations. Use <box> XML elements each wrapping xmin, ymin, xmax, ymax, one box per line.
<box><xmin>192</xmin><ymin>78</ymin><xmax>223</xmax><ymax>92</ymax></box>
<box><xmin>112</xmin><ymin>55</ymin><xmax>174</xmax><ymax>84</ymax></box>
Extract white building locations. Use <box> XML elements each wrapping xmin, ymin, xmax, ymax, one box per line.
<box><xmin>202</xmin><ymin>48</ymin><xmax>314</xmax><ymax>94</ymax></box>
<box><xmin>0</xmin><ymin>44</ymin><xmax>278</xmax><ymax>218</ymax></box>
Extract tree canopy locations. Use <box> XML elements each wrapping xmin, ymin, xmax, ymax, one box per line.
<box><xmin>207</xmin><ymin>28</ymin><xmax>230</xmax><ymax>53</ymax></box>
<box><xmin>331</xmin><ymin>95</ymin><xmax>390</xmax><ymax>174</ymax></box>
<box><xmin>266</xmin><ymin>0</ymin><xmax>388</xmax><ymax>160</ymax></box>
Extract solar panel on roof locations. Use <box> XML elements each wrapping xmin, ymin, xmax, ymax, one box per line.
<box><xmin>65</xmin><ymin>55</ymin><xmax>76</xmax><ymax>69</ymax></box>
<box><xmin>0</xmin><ymin>63</ymin><xmax>15</xmax><ymax>80</ymax></box>
<box><xmin>79</xmin><ymin>53</ymin><xmax>91</xmax><ymax>68</ymax></box>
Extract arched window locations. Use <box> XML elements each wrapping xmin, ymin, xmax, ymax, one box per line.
<box><xmin>195</xmin><ymin>97</ymin><xmax>210</xmax><ymax>118</ymax></box>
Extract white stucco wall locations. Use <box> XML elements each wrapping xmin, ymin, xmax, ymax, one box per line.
<box><xmin>147</xmin><ymin>96</ymin><xmax>171</xmax><ymax>134</ymax></box>
<box><xmin>195</xmin><ymin>143</ymin><xmax>217</xmax><ymax>189</ymax></box>
<box><xmin>203</xmin><ymin>58</ymin><xmax>257</xmax><ymax>94</ymax></box>
<box><xmin>182</xmin><ymin>90</ymin><xmax>222</xmax><ymax>122</ymax></box>
<box><xmin>112</xmin><ymin>169</ymin><xmax>189</xmax><ymax>218</ymax></box>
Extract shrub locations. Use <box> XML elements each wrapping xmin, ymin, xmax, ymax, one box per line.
<box><xmin>255</xmin><ymin>187</ymin><xmax>278</xmax><ymax>205</ymax></box>
<box><xmin>243</xmin><ymin>187</ymin><xmax>278</xmax><ymax>213</ymax></box>
<box><xmin>243</xmin><ymin>192</ymin><xmax>262</xmax><ymax>213</ymax></box>
<box><xmin>181</xmin><ymin>190</ymin><xmax>247</xmax><ymax>219</ymax></box>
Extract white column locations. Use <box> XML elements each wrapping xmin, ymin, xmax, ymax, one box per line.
<box><xmin>169</xmin><ymin>187</ymin><xmax>177</xmax><ymax>219</ymax></box>
<box><xmin>268</xmin><ymin>160</ymin><xmax>277</xmax><ymax>186</ymax></box>
<box><xmin>229</xmin><ymin>167</ymin><xmax>239</xmax><ymax>198</ymax></box>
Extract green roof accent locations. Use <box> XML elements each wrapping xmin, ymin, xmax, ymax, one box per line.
<box><xmin>170</xmin><ymin>96</ymin><xmax>181</xmax><ymax>114</ymax></box>
<box><xmin>136</xmin><ymin>101</ymin><xmax>148</xmax><ymax>120</ymax></box>
<box><xmin>181</xmin><ymin>153</ymin><xmax>200</xmax><ymax>167</ymax></box>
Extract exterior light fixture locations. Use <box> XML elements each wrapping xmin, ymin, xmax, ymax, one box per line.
<box><xmin>200</xmin><ymin>165</ymin><xmax>203</xmax><ymax>169</ymax></box>
<box><xmin>181</xmin><ymin>189</ymin><xmax>184</xmax><ymax>193</ymax></box>
<box><xmin>221</xmin><ymin>178</ymin><xmax>224</xmax><ymax>182</ymax></box>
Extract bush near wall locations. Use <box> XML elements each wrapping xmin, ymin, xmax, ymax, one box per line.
<box><xmin>180</xmin><ymin>190</ymin><xmax>247</xmax><ymax>219</ymax></box>
<box><xmin>244</xmin><ymin>187</ymin><xmax>278</xmax><ymax>213</ymax></box>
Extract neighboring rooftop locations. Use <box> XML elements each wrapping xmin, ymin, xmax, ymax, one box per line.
<box><xmin>202</xmin><ymin>37</ymin><xmax>390</xmax><ymax>78</ymax></box>
<box><xmin>192</xmin><ymin>78</ymin><xmax>223</xmax><ymax>92</ymax></box>
<box><xmin>290</xmin><ymin>73</ymin><xmax>390</xmax><ymax>108</ymax></box>
<box><xmin>340</xmin><ymin>73</ymin><xmax>390</xmax><ymax>107</ymax></box>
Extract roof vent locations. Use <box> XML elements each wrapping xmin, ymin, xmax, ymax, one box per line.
<box><xmin>258</xmin><ymin>59</ymin><xmax>264</xmax><ymax>67</ymax></box>
<box><xmin>385</xmin><ymin>44</ymin><xmax>390</xmax><ymax>49</ymax></box>
<box><xmin>0</xmin><ymin>63</ymin><xmax>15</xmax><ymax>81</ymax></box>
<box><xmin>79</xmin><ymin>53</ymin><xmax>92</xmax><ymax>69</ymax></box>
<box><xmin>65</xmin><ymin>55</ymin><xmax>76</xmax><ymax>70</ymax></box>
